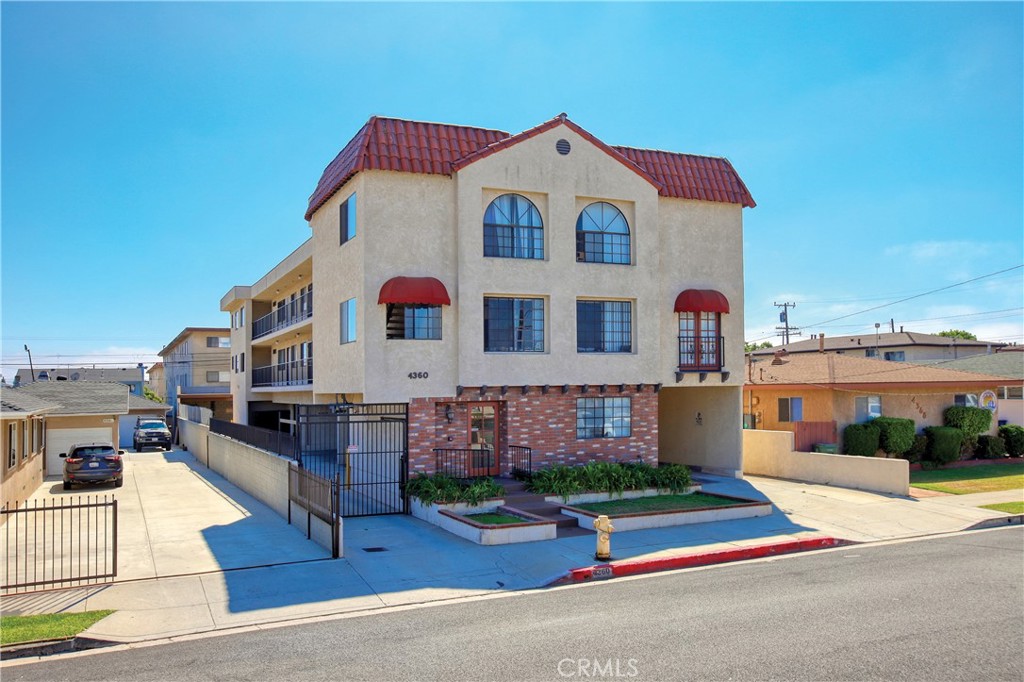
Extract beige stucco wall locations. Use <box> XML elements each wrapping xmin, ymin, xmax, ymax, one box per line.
<box><xmin>743</xmin><ymin>429</ymin><xmax>909</xmax><ymax>495</ymax></box>
<box><xmin>177</xmin><ymin>417</ymin><xmax>210</xmax><ymax>466</ymax></box>
<box><xmin>207</xmin><ymin>432</ymin><xmax>290</xmax><ymax>518</ymax></box>
<box><xmin>2</xmin><ymin>415</ymin><xmax>45</xmax><ymax>509</ymax></box>
<box><xmin>659</xmin><ymin>385</ymin><xmax>743</xmax><ymax>476</ymax></box>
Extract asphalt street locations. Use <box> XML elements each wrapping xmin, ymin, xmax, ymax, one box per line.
<box><xmin>5</xmin><ymin>527</ymin><xmax>1022</xmax><ymax>682</ymax></box>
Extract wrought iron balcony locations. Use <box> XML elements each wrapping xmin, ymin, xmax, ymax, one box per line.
<box><xmin>253</xmin><ymin>291</ymin><xmax>313</xmax><ymax>340</ymax></box>
<box><xmin>252</xmin><ymin>358</ymin><xmax>313</xmax><ymax>388</ymax></box>
<box><xmin>678</xmin><ymin>334</ymin><xmax>724</xmax><ymax>371</ymax></box>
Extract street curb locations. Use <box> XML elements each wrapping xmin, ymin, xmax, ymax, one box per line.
<box><xmin>0</xmin><ymin>636</ymin><xmax>113</xmax><ymax>661</ymax></box>
<box><xmin>548</xmin><ymin>537</ymin><xmax>853</xmax><ymax>585</ymax></box>
<box><xmin>967</xmin><ymin>514</ymin><xmax>1023</xmax><ymax>530</ymax></box>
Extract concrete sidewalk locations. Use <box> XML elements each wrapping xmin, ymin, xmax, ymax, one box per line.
<box><xmin>2</xmin><ymin>470</ymin><xmax>1021</xmax><ymax>646</ymax></box>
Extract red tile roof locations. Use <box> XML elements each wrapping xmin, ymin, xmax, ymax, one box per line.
<box><xmin>305</xmin><ymin>115</ymin><xmax>756</xmax><ymax>221</ymax></box>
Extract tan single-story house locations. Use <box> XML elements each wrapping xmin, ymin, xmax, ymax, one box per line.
<box><xmin>744</xmin><ymin>351</ymin><xmax>1019</xmax><ymax>452</ymax></box>
<box><xmin>1</xmin><ymin>391</ymin><xmax>55</xmax><ymax>509</ymax></box>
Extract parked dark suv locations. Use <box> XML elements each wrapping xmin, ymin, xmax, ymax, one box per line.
<box><xmin>133</xmin><ymin>418</ymin><xmax>172</xmax><ymax>452</ymax></box>
<box><xmin>61</xmin><ymin>442</ymin><xmax>124</xmax><ymax>490</ymax></box>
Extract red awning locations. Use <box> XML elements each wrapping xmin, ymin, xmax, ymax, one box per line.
<box><xmin>378</xmin><ymin>276</ymin><xmax>451</xmax><ymax>306</ymax></box>
<box><xmin>674</xmin><ymin>289</ymin><xmax>730</xmax><ymax>314</ymax></box>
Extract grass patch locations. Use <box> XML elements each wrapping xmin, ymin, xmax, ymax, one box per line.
<box><xmin>1</xmin><ymin>610</ymin><xmax>114</xmax><ymax>646</ymax></box>
<box><xmin>910</xmin><ymin>463</ymin><xmax>1024</xmax><ymax>495</ymax></box>
<box><xmin>574</xmin><ymin>493</ymin><xmax>747</xmax><ymax>516</ymax></box>
<box><xmin>463</xmin><ymin>513</ymin><xmax>525</xmax><ymax>525</ymax></box>
<box><xmin>980</xmin><ymin>501</ymin><xmax>1024</xmax><ymax>514</ymax></box>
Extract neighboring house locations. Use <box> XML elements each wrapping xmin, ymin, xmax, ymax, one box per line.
<box><xmin>147</xmin><ymin>362</ymin><xmax>166</xmax><ymax>401</ymax></box>
<box><xmin>1</xmin><ymin>391</ymin><xmax>54</xmax><ymax>508</ymax></box>
<box><xmin>749</xmin><ymin>331</ymin><xmax>1005</xmax><ymax>364</ymax></box>
<box><xmin>13</xmin><ymin>365</ymin><xmax>147</xmax><ymax>395</ymax></box>
<box><xmin>931</xmin><ymin>347</ymin><xmax>1024</xmax><ymax>426</ymax></box>
<box><xmin>221</xmin><ymin>113</ymin><xmax>755</xmax><ymax>477</ymax></box>
<box><xmin>158</xmin><ymin>327</ymin><xmax>233</xmax><ymax>421</ymax></box>
<box><xmin>744</xmin><ymin>352</ymin><xmax>1019</xmax><ymax>452</ymax></box>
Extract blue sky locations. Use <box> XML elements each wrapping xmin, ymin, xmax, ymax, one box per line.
<box><xmin>2</xmin><ymin>2</ymin><xmax>1022</xmax><ymax>379</ymax></box>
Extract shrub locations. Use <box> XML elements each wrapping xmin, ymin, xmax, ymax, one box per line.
<box><xmin>650</xmin><ymin>463</ymin><xmax>692</xmax><ymax>493</ymax></box>
<box><xmin>902</xmin><ymin>434</ymin><xmax>928</xmax><ymax>464</ymax></box>
<box><xmin>944</xmin><ymin>406</ymin><xmax>992</xmax><ymax>459</ymax></box>
<box><xmin>843</xmin><ymin>423</ymin><xmax>880</xmax><ymax>457</ymax></box>
<box><xmin>999</xmin><ymin>425</ymin><xmax>1024</xmax><ymax>458</ymax></box>
<box><xmin>975</xmin><ymin>435</ymin><xmax>1007</xmax><ymax>459</ymax></box>
<box><xmin>924</xmin><ymin>426</ymin><xmax>963</xmax><ymax>466</ymax></box>
<box><xmin>528</xmin><ymin>465</ymin><xmax>583</xmax><ymax>501</ymax></box>
<box><xmin>527</xmin><ymin>461</ymin><xmax>691</xmax><ymax>500</ymax></box>
<box><xmin>406</xmin><ymin>474</ymin><xmax>502</xmax><ymax>505</ymax></box>
<box><xmin>871</xmin><ymin>417</ymin><xmax>916</xmax><ymax>456</ymax></box>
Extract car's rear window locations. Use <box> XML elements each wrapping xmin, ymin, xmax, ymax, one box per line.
<box><xmin>74</xmin><ymin>446</ymin><xmax>116</xmax><ymax>456</ymax></box>
<box><xmin>139</xmin><ymin>422</ymin><xmax>166</xmax><ymax>429</ymax></box>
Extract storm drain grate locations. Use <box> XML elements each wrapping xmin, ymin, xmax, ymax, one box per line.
<box><xmin>362</xmin><ymin>547</ymin><xmax>389</xmax><ymax>553</ymax></box>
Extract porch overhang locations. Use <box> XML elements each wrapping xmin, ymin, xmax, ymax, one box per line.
<box><xmin>378</xmin><ymin>276</ymin><xmax>451</xmax><ymax>306</ymax></box>
<box><xmin>674</xmin><ymin>289</ymin><xmax>730</xmax><ymax>314</ymax></box>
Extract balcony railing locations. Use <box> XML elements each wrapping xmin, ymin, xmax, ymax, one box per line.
<box><xmin>678</xmin><ymin>335</ymin><xmax>724</xmax><ymax>371</ymax></box>
<box><xmin>253</xmin><ymin>291</ymin><xmax>313</xmax><ymax>340</ymax></box>
<box><xmin>252</xmin><ymin>358</ymin><xmax>313</xmax><ymax>388</ymax></box>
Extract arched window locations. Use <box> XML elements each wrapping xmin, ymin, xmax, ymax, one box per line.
<box><xmin>483</xmin><ymin>194</ymin><xmax>544</xmax><ymax>259</ymax></box>
<box><xmin>576</xmin><ymin>202</ymin><xmax>630</xmax><ymax>264</ymax></box>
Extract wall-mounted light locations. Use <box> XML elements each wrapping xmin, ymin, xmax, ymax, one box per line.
<box><xmin>445</xmin><ymin>405</ymin><xmax>455</xmax><ymax>423</ymax></box>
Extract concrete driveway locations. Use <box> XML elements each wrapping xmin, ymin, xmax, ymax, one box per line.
<box><xmin>29</xmin><ymin>448</ymin><xmax>329</xmax><ymax>581</ymax></box>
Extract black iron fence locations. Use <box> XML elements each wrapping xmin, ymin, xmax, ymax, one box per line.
<box><xmin>2</xmin><ymin>495</ymin><xmax>118</xmax><ymax>595</ymax></box>
<box><xmin>210</xmin><ymin>418</ymin><xmax>297</xmax><ymax>458</ymax></box>
<box><xmin>433</xmin><ymin>445</ymin><xmax>533</xmax><ymax>479</ymax></box>
<box><xmin>296</xmin><ymin>403</ymin><xmax>408</xmax><ymax>516</ymax></box>
<box><xmin>288</xmin><ymin>467</ymin><xmax>341</xmax><ymax>558</ymax></box>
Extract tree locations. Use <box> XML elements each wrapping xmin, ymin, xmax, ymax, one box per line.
<box><xmin>937</xmin><ymin>329</ymin><xmax>977</xmax><ymax>340</ymax></box>
<box><xmin>744</xmin><ymin>341</ymin><xmax>774</xmax><ymax>353</ymax></box>
<box><xmin>142</xmin><ymin>385</ymin><xmax>164</xmax><ymax>403</ymax></box>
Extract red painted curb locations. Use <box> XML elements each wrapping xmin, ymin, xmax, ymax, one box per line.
<box><xmin>556</xmin><ymin>537</ymin><xmax>851</xmax><ymax>584</ymax></box>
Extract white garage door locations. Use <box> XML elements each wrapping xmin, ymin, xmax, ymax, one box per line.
<box><xmin>45</xmin><ymin>428</ymin><xmax>113</xmax><ymax>476</ymax></box>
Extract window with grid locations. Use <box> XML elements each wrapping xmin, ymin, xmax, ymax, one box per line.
<box><xmin>483</xmin><ymin>194</ymin><xmax>544</xmax><ymax>260</ymax></box>
<box><xmin>386</xmin><ymin>304</ymin><xmax>442</xmax><ymax>340</ymax></box>
<box><xmin>576</xmin><ymin>397</ymin><xmax>632</xmax><ymax>439</ymax></box>
<box><xmin>678</xmin><ymin>312</ymin><xmax>722</xmax><ymax>370</ymax></box>
<box><xmin>576</xmin><ymin>300</ymin><xmax>632</xmax><ymax>353</ymax></box>
<box><xmin>576</xmin><ymin>202</ymin><xmax>630</xmax><ymax>264</ymax></box>
<box><xmin>484</xmin><ymin>297</ymin><xmax>544</xmax><ymax>352</ymax></box>
<box><xmin>340</xmin><ymin>193</ymin><xmax>357</xmax><ymax>245</ymax></box>
<box><xmin>778</xmin><ymin>397</ymin><xmax>803</xmax><ymax>423</ymax></box>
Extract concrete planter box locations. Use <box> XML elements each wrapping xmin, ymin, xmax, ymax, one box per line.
<box><xmin>409</xmin><ymin>498</ymin><xmax>557</xmax><ymax>545</ymax></box>
<box><xmin>560</xmin><ymin>493</ymin><xmax>771</xmax><ymax>533</ymax></box>
<box><xmin>544</xmin><ymin>485</ymin><xmax>701</xmax><ymax>506</ymax></box>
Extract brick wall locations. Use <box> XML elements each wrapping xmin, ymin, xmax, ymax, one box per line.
<box><xmin>409</xmin><ymin>385</ymin><xmax>659</xmax><ymax>476</ymax></box>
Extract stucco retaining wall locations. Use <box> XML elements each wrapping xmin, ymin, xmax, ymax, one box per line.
<box><xmin>177</xmin><ymin>418</ymin><xmax>210</xmax><ymax>466</ymax></box>
<box><xmin>207</xmin><ymin>432</ymin><xmax>291</xmax><ymax>518</ymax></box>
<box><xmin>561</xmin><ymin>497</ymin><xmax>771</xmax><ymax>532</ymax></box>
<box><xmin>743</xmin><ymin>429</ymin><xmax>909</xmax><ymax>496</ymax></box>
<box><xmin>409</xmin><ymin>498</ymin><xmax>557</xmax><ymax>544</ymax></box>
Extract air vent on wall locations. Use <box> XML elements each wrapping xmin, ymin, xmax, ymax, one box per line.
<box><xmin>556</xmin><ymin>139</ymin><xmax>571</xmax><ymax>155</ymax></box>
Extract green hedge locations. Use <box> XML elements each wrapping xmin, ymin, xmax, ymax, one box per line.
<box><xmin>527</xmin><ymin>461</ymin><xmax>691</xmax><ymax>501</ymax></box>
<box><xmin>976</xmin><ymin>435</ymin><xmax>1007</xmax><ymax>459</ymax></box>
<box><xmin>902</xmin><ymin>434</ymin><xmax>928</xmax><ymax>464</ymax></box>
<box><xmin>871</xmin><ymin>417</ymin><xmax>916</xmax><ymax>456</ymax></box>
<box><xmin>406</xmin><ymin>474</ymin><xmax>504</xmax><ymax>505</ymax></box>
<box><xmin>998</xmin><ymin>425</ymin><xmax>1024</xmax><ymax>458</ymax></box>
<box><xmin>943</xmin><ymin>406</ymin><xmax>992</xmax><ymax>437</ymax></box>
<box><xmin>924</xmin><ymin>426</ymin><xmax>963</xmax><ymax>465</ymax></box>
<box><xmin>843</xmin><ymin>423</ymin><xmax>880</xmax><ymax>457</ymax></box>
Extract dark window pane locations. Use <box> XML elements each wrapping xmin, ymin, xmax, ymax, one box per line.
<box><xmin>483</xmin><ymin>194</ymin><xmax>544</xmax><ymax>259</ymax></box>
<box><xmin>577</xmin><ymin>300</ymin><xmax>632</xmax><ymax>353</ymax></box>
<box><xmin>576</xmin><ymin>397</ymin><xmax>631</xmax><ymax>439</ymax></box>
<box><xmin>575</xmin><ymin>202</ymin><xmax>630</xmax><ymax>264</ymax></box>
<box><xmin>484</xmin><ymin>297</ymin><xmax>544</xmax><ymax>352</ymax></box>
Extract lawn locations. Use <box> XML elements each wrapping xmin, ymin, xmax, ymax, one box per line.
<box><xmin>910</xmin><ymin>463</ymin><xmax>1024</xmax><ymax>495</ymax></box>
<box><xmin>574</xmin><ymin>492</ymin><xmax>745</xmax><ymax>516</ymax></box>
<box><xmin>463</xmin><ymin>513</ymin><xmax>525</xmax><ymax>525</ymax></box>
<box><xmin>1</xmin><ymin>610</ymin><xmax>114</xmax><ymax>646</ymax></box>
<box><xmin>980</xmin><ymin>501</ymin><xmax>1024</xmax><ymax>514</ymax></box>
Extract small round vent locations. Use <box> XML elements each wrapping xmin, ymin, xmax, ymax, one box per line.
<box><xmin>556</xmin><ymin>139</ymin><xmax>571</xmax><ymax>155</ymax></box>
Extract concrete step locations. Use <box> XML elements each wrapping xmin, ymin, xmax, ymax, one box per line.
<box><xmin>557</xmin><ymin>524</ymin><xmax>596</xmax><ymax>538</ymax></box>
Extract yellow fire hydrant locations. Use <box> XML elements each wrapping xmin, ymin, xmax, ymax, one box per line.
<box><xmin>593</xmin><ymin>514</ymin><xmax>614</xmax><ymax>561</ymax></box>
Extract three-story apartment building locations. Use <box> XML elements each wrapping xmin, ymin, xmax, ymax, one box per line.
<box><xmin>221</xmin><ymin>114</ymin><xmax>754</xmax><ymax>476</ymax></box>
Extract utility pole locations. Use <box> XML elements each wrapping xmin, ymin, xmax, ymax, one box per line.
<box><xmin>24</xmin><ymin>345</ymin><xmax>35</xmax><ymax>382</ymax></box>
<box><xmin>774</xmin><ymin>302</ymin><xmax>800</xmax><ymax>345</ymax></box>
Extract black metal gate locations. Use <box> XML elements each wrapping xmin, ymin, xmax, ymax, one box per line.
<box><xmin>2</xmin><ymin>495</ymin><xmax>118</xmax><ymax>595</ymax></box>
<box><xmin>295</xmin><ymin>403</ymin><xmax>408</xmax><ymax>516</ymax></box>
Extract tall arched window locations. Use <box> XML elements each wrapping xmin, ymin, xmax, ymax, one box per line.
<box><xmin>576</xmin><ymin>202</ymin><xmax>630</xmax><ymax>264</ymax></box>
<box><xmin>483</xmin><ymin>194</ymin><xmax>544</xmax><ymax>259</ymax></box>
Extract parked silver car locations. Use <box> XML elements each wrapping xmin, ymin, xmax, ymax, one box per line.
<box><xmin>61</xmin><ymin>442</ymin><xmax>124</xmax><ymax>490</ymax></box>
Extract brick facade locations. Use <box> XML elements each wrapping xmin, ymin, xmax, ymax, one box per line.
<box><xmin>408</xmin><ymin>385</ymin><xmax>659</xmax><ymax>476</ymax></box>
